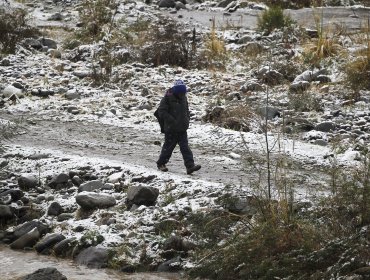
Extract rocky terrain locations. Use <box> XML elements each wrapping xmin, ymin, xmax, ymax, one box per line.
<box><xmin>0</xmin><ymin>0</ymin><xmax>370</xmax><ymax>279</ymax></box>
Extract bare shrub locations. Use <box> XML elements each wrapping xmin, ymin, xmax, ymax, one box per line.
<box><xmin>345</xmin><ymin>56</ymin><xmax>370</xmax><ymax>93</ymax></box>
<box><xmin>203</xmin><ymin>105</ymin><xmax>254</xmax><ymax>132</ymax></box>
<box><xmin>344</xmin><ymin>20</ymin><xmax>370</xmax><ymax>93</ymax></box>
<box><xmin>188</xmin><ymin>160</ymin><xmax>370</xmax><ymax>279</ymax></box>
<box><xmin>0</xmin><ymin>8</ymin><xmax>39</xmax><ymax>54</ymax></box>
<box><xmin>288</xmin><ymin>90</ymin><xmax>323</xmax><ymax>112</ymax></box>
<box><xmin>140</xmin><ymin>19</ymin><xmax>191</xmax><ymax>67</ymax></box>
<box><xmin>75</xmin><ymin>0</ymin><xmax>119</xmax><ymax>43</ymax></box>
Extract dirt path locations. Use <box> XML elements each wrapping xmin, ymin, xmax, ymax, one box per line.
<box><xmin>1</xmin><ymin>111</ymin><xmax>330</xmax><ymax>199</ymax></box>
<box><xmin>4</xmin><ymin>114</ymin><xmax>249</xmax><ymax>185</ymax></box>
<box><xmin>166</xmin><ymin>6</ymin><xmax>370</xmax><ymax>31</ymax></box>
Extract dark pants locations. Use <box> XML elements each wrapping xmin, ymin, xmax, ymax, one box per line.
<box><xmin>157</xmin><ymin>132</ymin><xmax>194</xmax><ymax>168</ymax></box>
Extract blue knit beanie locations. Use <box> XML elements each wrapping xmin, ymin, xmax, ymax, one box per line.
<box><xmin>172</xmin><ymin>80</ymin><xmax>187</xmax><ymax>94</ymax></box>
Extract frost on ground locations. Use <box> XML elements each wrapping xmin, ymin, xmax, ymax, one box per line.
<box><xmin>0</xmin><ymin>0</ymin><xmax>370</xmax><ymax>278</ymax></box>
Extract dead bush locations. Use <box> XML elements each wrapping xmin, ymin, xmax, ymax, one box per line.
<box><xmin>0</xmin><ymin>8</ymin><xmax>39</xmax><ymax>54</ymax></box>
<box><xmin>140</xmin><ymin>19</ymin><xmax>191</xmax><ymax>67</ymax></box>
<box><xmin>203</xmin><ymin>105</ymin><xmax>254</xmax><ymax>132</ymax></box>
<box><xmin>345</xmin><ymin>56</ymin><xmax>370</xmax><ymax>93</ymax></box>
<box><xmin>75</xmin><ymin>0</ymin><xmax>119</xmax><ymax>42</ymax></box>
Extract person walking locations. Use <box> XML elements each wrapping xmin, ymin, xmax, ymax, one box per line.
<box><xmin>156</xmin><ymin>80</ymin><xmax>201</xmax><ymax>175</ymax></box>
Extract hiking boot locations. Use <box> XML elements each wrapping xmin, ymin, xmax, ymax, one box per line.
<box><xmin>186</xmin><ymin>164</ymin><xmax>201</xmax><ymax>175</ymax></box>
<box><xmin>158</xmin><ymin>164</ymin><xmax>168</xmax><ymax>172</ymax></box>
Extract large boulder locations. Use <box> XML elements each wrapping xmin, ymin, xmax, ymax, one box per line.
<box><xmin>0</xmin><ymin>205</ymin><xmax>13</xmax><ymax>220</ymax></box>
<box><xmin>107</xmin><ymin>172</ymin><xmax>124</xmax><ymax>184</ymax></box>
<box><xmin>47</xmin><ymin>201</ymin><xmax>63</xmax><ymax>216</ymax></box>
<box><xmin>5</xmin><ymin>221</ymin><xmax>49</xmax><ymax>243</ymax></box>
<box><xmin>76</xmin><ymin>192</ymin><xmax>116</xmax><ymax>210</ymax></box>
<box><xmin>53</xmin><ymin>237</ymin><xmax>78</xmax><ymax>258</ymax></box>
<box><xmin>2</xmin><ymin>85</ymin><xmax>24</xmax><ymax>98</ymax></box>
<box><xmin>126</xmin><ymin>186</ymin><xmax>159</xmax><ymax>208</ymax></box>
<box><xmin>293</xmin><ymin>69</ymin><xmax>328</xmax><ymax>83</ymax></box>
<box><xmin>290</xmin><ymin>81</ymin><xmax>310</xmax><ymax>92</ymax></box>
<box><xmin>75</xmin><ymin>247</ymin><xmax>109</xmax><ymax>268</ymax></box>
<box><xmin>158</xmin><ymin>0</ymin><xmax>176</xmax><ymax>8</ymax></box>
<box><xmin>217</xmin><ymin>0</ymin><xmax>234</xmax><ymax>7</ymax></box>
<box><xmin>10</xmin><ymin>227</ymin><xmax>40</xmax><ymax>249</ymax></box>
<box><xmin>18</xmin><ymin>174</ymin><xmax>38</xmax><ymax>190</ymax></box>
<box><xmin>157</xmin><ymin>256</ymin><xmax>182</xmax><ymax>272</ymax></box>
<box><xmin>0</xmin><ymin>189</ymin><xmax>24</xmax><ymax>202</ymax></box>
<box><xmin>162</xmin><ymin>235</ymin><xmax>195</xmax><ymax>252</ymax></box>
<box><xmin>35</xmin><ymin>233</ymin><xmax>65</xmax><ymax>254</ymax></box>
<box><xmin>40</xmin><ymin>38</ymin><xmax>58</xmax><ymax>49</ymax></box>
<box><xmin>257</xmin><ymin>106</ymin><xmax>280</xmax><ymax>120</ymax></box>
<box><xmin>257</xmin><ymin>67</ymin><xmax>284</xmax><ymax>85</ymax></box>
<box><xmin>48</xmin><ymin>173</ymin><xmax>70</xmax><ymax>189</ymax></box>
<box><xmin>315</xmin><ymin>121</ymin><xmax>336</xmax><ymax>132</ymax></box>
<box><xmin>21</xmin><ymin>267</ymin><xmax>67</xmax><ymax>280</ymax></box>
<box><xmin>78</xmin><ymin>179</ymin><xmax>104</xmax><ymax>192</ymax></box>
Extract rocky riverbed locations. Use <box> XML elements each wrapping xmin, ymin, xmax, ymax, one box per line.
<box><xmin>1</xmin><ymin>0</ymin><xmax>370</xmax><ymax>279</ymax></box>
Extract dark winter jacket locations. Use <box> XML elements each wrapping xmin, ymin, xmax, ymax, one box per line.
<box><xmin>157</xmin><ymin>89</ymin><xmax>190</xmax><ymax>133</ymax></box>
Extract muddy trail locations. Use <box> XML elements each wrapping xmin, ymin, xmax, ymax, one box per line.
<box><xmin>1</xmin><ymin>112</ymin><xmax>330</xmax><ymax>198</ymax></box>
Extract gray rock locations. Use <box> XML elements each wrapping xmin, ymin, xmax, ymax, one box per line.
<box><xmin>75</xmin><ymin>247</ymin><xmax>109</xmax><ymax>268</ymax></box>
<box><xmin>257</xmin><ymin>106</ymin><xmax>280</xmax><ymax>120</ymax></box>
<box><xmin>316</xmin><ymin>75</ymin><xmax>331</xmax><ymax>83</ymax></box>
<box><xmin>157</xmin><ymin>256</ymin><xmax>182</xmax><ymax>272</ymax></box>
<box><xmin>40</xmin><ymin>38</ymin><xmax>58</xmax><ymax>49</ymax></box>
<box><xmin>315</xmin><ymin>121</ymin><xmax>336</xmax><ymax>132</ymax></box>
<box><xmin>10</xmin><ymin>227</ymin><xmax>40</xmax><ymax>249</ymax></box>
<box><xmin>21</xmin><ymin>267</ymin><xmax>67</xmax><ymax>280</ymax></box>
<box><xmin>240</xmin><ymin>80</ymin><xmax>263</xmax><ymax>92</ymax></box>
<box><xmin>0</xmin><ymin>58</ymin><xmax>11</xmax><ymax>66</ymax></box>
<box><xmin>71</xmin><ymin>175</ymin><xmax>83</xmax><ymax>186</ymax></box>
<box><xmin>47</xmin><ymin>201</ymin><xmax>63</xmax><ymax>216</ymax></box>
<box><xmin>31</xmin><ymin>88</ymin><xmax>55</xmax><ymax>97</ymax></box>
<box><xmin>35</xmin><ymin>233</ymin><xmax>65</xmax><ymax>254</ymax></box>
<box><xmin>237</xmin><ymin>35</ymin><xmax>254</xmax><ymax>44</ymax></box>
<box><xmin>2</xmin><ymin>85</ymin><xmax>24</xmax><ymax>98</ymax></box>
<box><xmin>22</xmin><ymin>38</ymin><xmax>43</xmax><ymax>50</ymax></box>
<box><xmin>102</xmin><ymin>183</ymin><xmax>114</xmax><ymax>190</ymax></box>
<box><xmin>258</xmin><ymin>68</ymin><xmax>284</xmax><ymax>85</ymax></box>
<box><xmin>73</xmin><ymin>70</ymin><xmax>90</xmax><ymax>78</ymax></box>
<box><xmin>76</xmin><ymin>192</ymin><xmax>116</xmax><ymax>210</ymax></box>
<box><xmin>241</xmin><ymin>42</ymin><xmax>265</xmax><ymax>53</ymax></box>
<box><xmin>57</xmin><ymin>213</ymin><xmax>74</xmax><ymax>222</ymax></box>
<box><xmin>293</xmin><ymin>69</ymin><xmax>328</xmax><ymax>83</ymax></box>
<box><xmin>48</xmin><ymin>12</ymin><xmax>63</xmax><ymax>21</ymax></box>
<box><xmin>49</xmin><ymin>173</ymin><xmax>69</xmax><ymax>189</ymax></box>
<box><xmin>0</xmin><ymin>205</ymin><xmax>13</xmax><ymax>220</ymax></box>
<box><xmin>107</xmin><ymin>172</ymin><xmax>124</xmax><ymax>184</ymax></box>
<box><xmin>78</xmin><ymin>179</ymin><xmax>104</xmax><ymax>192</ymax></box>
<box><xmin>216</xmin><ymin>0</ymin><xmax>234</xmax><ymax>8</ymax></box>
<box><xmin>163</xmin><ymin>235</ymin><xmax>195</xmax><ymax>252</ymax></box>
<box><xmin>290</xmin><ymin>81</ymin><xmax>310</xmax><ymax>92</ymax></box>
<box><xmin>18</xmin><ymin>174</ymin><xmax>38</xmax><ymax>190</ymax></box>
<box><xmin>7</xmin><ymin>221</ymin><xmax>49</xmax><ymax>243</ymax></box>
<box><xmin>126</xmin><ymin>186</ymin><xmax>159</xmax><ymax>208</ymax></box>
<box><xmin>175</xmin><ymin>1</ymin><xmax>186</xmax><ymax>9</ymax></box>
<box><xmin>0</xmin><ymin>189</ymin><xmax>23</xmax><ymax>202</ymax></box>
<box><xmin>158</xmin><ymin>0</ymin><xmax>176</xmax><ymax>8</ymax></box>
<box><xmin>314</xmin><ymin>139</ymin><xmax>328</xmax><ymax>146</ymax></box>
<box><xmin>224</xmin><ymin>196</ymin><xmax>258</xmax><ymax>216</ymax></box>
<box><xmin>65</xmin><ymin>89</ymin><xmax>79</xmax><ymax>100</ymax></box>
<box><xmin>53</xmin><ymin>237</ymin><xmax>77</xmax><ymax>257</ymax></box>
